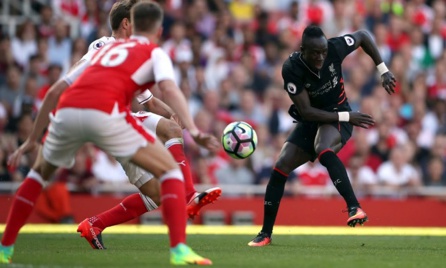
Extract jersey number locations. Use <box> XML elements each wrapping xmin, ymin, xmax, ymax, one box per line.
<box><xmin>92</xmin><ymin>42</ymin><xmax>136</xmax><ymax>67</ymax></box>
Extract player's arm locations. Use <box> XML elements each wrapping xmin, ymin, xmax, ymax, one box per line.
<box><xmin>350</xmin><ymin>30</ymin><xmax>396</xmax><ymax>94</ymax></box>
<box><xmin>143</xmin><ymin>96</ymin><xmax>184</xmax><ymax>128</ymax></box>
<box><xmin>143</xmin><ymin>96</ymin><xmax>175</xmax><ymax>119</ymax></box>
<box><xmin>290</xmin><ymin>90</ymin><xmax>374</xmax><ymax>128</ymax></box>
<box><xmin>136</xmin><ymin>89</ymin><xmax>182</xmax><ymax>127</ymax></box>
<box><xmin>152</xmin><ymin>48</ymin><xmax>219</xmax><ymax>152</ymax></box>
<box><xmin>7</xmin><ymin>60</ymin><xmax>90</xmax><ymax>167</ymax></box>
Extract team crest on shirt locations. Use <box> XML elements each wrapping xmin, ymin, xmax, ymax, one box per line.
<box><xmin>305</xmin><ymin>83</ymin><xmax>311</xmax><ymax>89</ymax></box>
<box><xmin>287</xmin><ymin>82</ymin><xmax>297</xmax><ymax>94</ymax></box>
<box><xmin>329</xmin><ymin>64</ymin><xmax>335</xmax><ymax>75</ymax></box>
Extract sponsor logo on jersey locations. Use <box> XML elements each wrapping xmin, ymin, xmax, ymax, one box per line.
<box><xmin>94</xmin><ymin>41</ymin><xmax>105</xmax><ymax>49</ymax></box>
<box><xmin>287</xmin><ymin>82</ymin><xmax>297</xmax><ymax>94</ymax></box>
<box><xmin>332</xmin><ymin>76</ymin><xmax>338</xmax><ymax>87</ymax></box>
<box><xmin>344</xmin><ymin>36</ymin><xmax>355</xmax><ymax>46</ymax></box>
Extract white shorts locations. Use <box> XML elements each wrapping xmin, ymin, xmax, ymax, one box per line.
<box><xmin>43</xmin><ymin>107</ymin><xmax>156</xmax><ymax>171</ymax></box>
<box><xmin>119</xmin><ymin>111</ymin><xmax>164</xmax><ymax>186</ymax></box>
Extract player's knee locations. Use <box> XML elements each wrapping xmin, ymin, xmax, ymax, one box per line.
<box><xmin>31</xmin><ymin>165</ymin><xmax>51</xmax><ymax>181</ymax></box>
<box><xmin>167</xmin><ymin>120</ymin><xmax>183</xmax><ymax>140</ymax></box>
<box><xmin>158</xmin><ymin>119</ymin><xmax>182</xmax><ymax>143</ymax></box>
<box><xmin>314</xmin><ymin>143</ymin><xmax>328</xmax><ymax>156</ymax></box>
<box><xmin>274</xmin><ymin>159</ymin><xmax>293</xmax><ymax>175</ymax></box>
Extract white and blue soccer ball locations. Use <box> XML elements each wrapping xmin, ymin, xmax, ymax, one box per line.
<box><xmin>221</xmin><ymin>121</ymin><xmax>258</xmax><ymax>159</ymax></box>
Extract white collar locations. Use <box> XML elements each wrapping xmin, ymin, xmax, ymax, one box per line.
<box><xmin>129</xmin><ymin>35</ymin><xmax>150</xmax><ymax>43</ymax></box>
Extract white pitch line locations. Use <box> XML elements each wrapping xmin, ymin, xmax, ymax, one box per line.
<box><xmin>2</xmin><ymin>225</ymin><xmax>446</xmax><ymax>236</ymax></box>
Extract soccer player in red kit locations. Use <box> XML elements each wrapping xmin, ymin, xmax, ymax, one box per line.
<box><xmin>5</xmin><ymin>0</ymin><xmax>220</xmax><ymax>253</ymax></box>
<box><xmin>1</xmin><ymin>1</ymin><xmax>215</xmax><ymax>265</ymax></box>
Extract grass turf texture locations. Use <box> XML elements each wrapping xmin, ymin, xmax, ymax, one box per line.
<box><xmin>2</xmin><ymin>226</ymin><xmax>445</xmax><ymax>268</ymax></box>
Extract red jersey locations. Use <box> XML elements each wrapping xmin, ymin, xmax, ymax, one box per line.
<box><xmin>57</xmin><ymin>36</ymin><xmax>174</xmax><ymax>113</ymax></box>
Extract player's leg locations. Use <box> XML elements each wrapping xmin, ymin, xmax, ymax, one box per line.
<box><xmin>77</xmin><ymin>175</ymin><xmax>160</xmax><ymax>249</ymax></box>
<box><xmin>248</xmin><ymin>142</ymin><xmax>311</xmax><ymax>247</ymax></box>
<box><xmin>314</xmin><ymin>124</ymin><xmax>367</xmax><ymax>227</ymax></box>
<box><xmin>249</xmin><ymin>123</ymin><xmax>316</xmax><ymax>247</ymax></box>
<box><xmin>141</xmin><ymin>112</ymin><xmax>221</xmax><ymax>218</ymax></box>
<box><xmin>0</xmin><ymin>149</ymin><xmax>59</xmax><ymax>263</ymax></box>
<box><xmin>130</xmin><ymin>139</ymin><xmax>211</xmax><ymax>265</ymax></box>
<box><xmin>1</xmin><ymin>108</ymin><xmax>83</xmax><ymax>263</ymax></box>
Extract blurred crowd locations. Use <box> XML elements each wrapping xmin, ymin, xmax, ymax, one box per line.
<box><xmin>0</xmin><ymin>0</ymin><xmax>445</xmax><ymax>200</ymax></box>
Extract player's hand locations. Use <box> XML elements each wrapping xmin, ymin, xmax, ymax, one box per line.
<box><xmin>381</xmin><ymin>71</ymin><xmax>396</xmax><ymax>95</ymax></box>
<box><xmin>349</xmin><ymin>112</ymin><xmax>375</xmax><ymax>129</ymax></box>
<box><xmin>192</xmin><ymin>132</ymin><xmax>220</xmax><ymax>153</ymax></box>
<box><xmin>7</xmin><ymin>138</ymin><xmax>40</xmax><ymax>168</ymax></box>
<box><xmin>170</xmin><ymin>114</ymin><xmax>185</xmax><ymax>129</ymax></box>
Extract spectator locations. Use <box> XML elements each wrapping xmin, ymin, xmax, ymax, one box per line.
<box><xmin>80</xmin><ymin>0</ymin><xmax>100</xmax><ymax>40</ymax></box>
<box><xmin>0</xmin><ymin>148</ymin><xmax>12</xmax><ymax>182</ymax></box>
<box><xmin>37</xmin><ymin>64</ymin><xmax>62</xmax><ymax>102</ymax></box>
<box><xmin>377</xmin><ymin>145</ymin><xmax>422</xmax><ymax>194</ymax></box>
<box><xmin>0</xmin><ymin>66</ymin><xmax>24</xmax><ymax>114</ymax></box>
<box><xmin>34</xmin><ymin>179</ymin><xmax>74</xmax><ymax>223</ymax></box>
<box><xmin>37</xmin><ymin>5</ymin><xmax>55</xmax><ymax>38</ymax></box>
<box><xmin>10</xmin><ymin>20</ymin><xmax>38</xmax><ymax>69</ymax></box>
<box><xmin>0</xmin><ymin>37</ymin><xmax>14</xmax><ymax>83</ymax></box>
<box><xmin>47</xmin><ymin>19</ymin><xmax>72</xmax><ymax>73</ymax></box>
<box><xmin>215</xmin><ymin>157</ymin><xmax>255</xmax><ymax>188</ymax></box>
<box><xmin>295</xmin><ymin>161</ymin><xmax>330</xmax><ymax>187</ymax></box>
<box><xmin>425</xmin><ymin>157</ymin><xmax>446</xmax><ymax>186</ymax></box>
<box><xmin>25</xmin><ymin>54</ymin><xmax>47</xmax><ymax>88</ymax></box>
<box><xmin>12</xmin><ymin>75</ymin><xmax>40</xmax><ymax>118</ymax></box>
<box><xmin>230</xmin><ymin>89</ymin><xmax>266</xmax><ymax>126</ymax></box>
<box><xmin>162</xmin><ymin>22</ymin><xmax>191</xmax><ymax>63</ymax></box>
<box><xmin>347</xmin><ymin>153</ymin><xmax>378</xmax><ymax>196</ymax></box>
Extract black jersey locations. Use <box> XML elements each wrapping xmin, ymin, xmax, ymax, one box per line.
<box><xmin>282</xmin><ymin>34</ymin><xmax>358</xmax><ymax>117</ymax></box>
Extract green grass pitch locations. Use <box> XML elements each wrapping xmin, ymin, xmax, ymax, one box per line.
<box><xmin>5</xmin><ymin>230</ymin><xmax>446</xmax><ymax>268</ymax></box>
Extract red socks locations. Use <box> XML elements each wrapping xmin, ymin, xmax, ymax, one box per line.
<box><xmin>1</xmin><ymin>173</ymin><xmax>44</xmax><ymax>246</ymax></box>
<box><xmin>159</xmin><ymin>169</ymin><xmax>186</xmax><ymax>247</ymax></box>
<box><xmin>166</xmin><ymin>141</ymin><xmax>196</xmax><ymax>202</ymax></box>
<box><xmin>89</xmin><ymin>193</ymin><xmax>148</xmax><ymax>231</ymax></box>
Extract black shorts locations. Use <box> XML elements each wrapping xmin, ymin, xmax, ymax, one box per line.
<box><xmin>286</xmin><ymin>121</ymin><xmax>353</xmax><ymax>161</ymax></box>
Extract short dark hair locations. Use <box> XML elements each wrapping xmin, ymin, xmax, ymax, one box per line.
<box><xmin>302</xmin><ymin>25</ymin><xmax>325</xmax><ymax>41</ymax></box>
<box><xmin>109</xmin><ymin>0</ymin><xmax>139</xmax><ymax>31</ymax></box>
<box><xmin>131</xmin><ymin>1</ymin><xmax>163</xmax><ymax>33</ymax></box>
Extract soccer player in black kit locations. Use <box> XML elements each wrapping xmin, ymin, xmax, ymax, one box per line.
<box><xmin>248</xmin><ymin>25</ymin><xmax>396</xmax><ymax>246</ymax></box>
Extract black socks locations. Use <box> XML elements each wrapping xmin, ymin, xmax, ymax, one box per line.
<box><xmin>319</xmin><ymin>150</ymin><xmax>359</xmax><ymax>208</ymax></box>
<box><xmin>261</xmin><ymin>169</ymin><xmax>288</xmax><ymax>235</ymax></box>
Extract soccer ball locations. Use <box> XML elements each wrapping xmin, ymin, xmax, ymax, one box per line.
<box><xmin>221</xmin><ymin>121</ymin><xmax>258</xmax><ymax>159</ymax></box>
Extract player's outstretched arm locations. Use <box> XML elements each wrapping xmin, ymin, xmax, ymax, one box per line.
<box><xmin>291</xmin><ymin>89</ymin><xmax>375</xmax><ymax>128</ymax></box>
<box><xmin>351</xmin><ymin>30</ymin><xmax>396</xmax><ymax>95</ymax></box>
<box><xmin>143</xmin><ymin>96</ymin><xmax>175</xmax><ymax>119</ymax></box>
<box><xmin>8</xmin><ymin>79</ymin><xmax>69</xmax><ymax>167</ymax></box>
<box><xmin>8</xmin><ymin>60</ymin><xmax>90</xmax><ymax>167</ymax></box>
<box><xmin>158</xmin><ymin>79</ymin><xmax>219</xmax><ymax>152</ymax></box>
<box><xmin>143</xmin><ymin>96</ymin><xmax>184</xmax><ymax>129</ymax></box>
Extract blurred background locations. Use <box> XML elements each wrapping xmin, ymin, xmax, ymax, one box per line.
<box><xmin>0</xmin><ymin>0</ymin><xmax>445</xmax><ymax>226</ymax></box>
